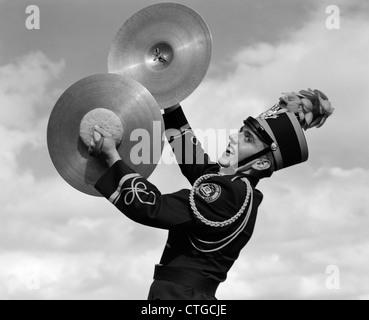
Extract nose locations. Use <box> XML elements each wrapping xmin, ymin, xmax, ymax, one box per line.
<box><xmin>229</xmin><ymin>132</ymin><xmax>238</xmax><ymax>144</ymax></box>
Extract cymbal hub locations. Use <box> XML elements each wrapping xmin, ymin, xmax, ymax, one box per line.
<box><xmin>147</xmin><ymin>42</ymin><xmax>174</xmax><ymax>70</ymax></box>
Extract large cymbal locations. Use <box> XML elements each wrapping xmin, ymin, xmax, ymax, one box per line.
<box><xmin>108</xmin><ymin>3</ymin><xmax>212</xmax><ymax>109</ymax></box>
<box><xmin>47</xmin><ymin>74</ymin><xmax>164</xmax><ymax>197</ymax></box>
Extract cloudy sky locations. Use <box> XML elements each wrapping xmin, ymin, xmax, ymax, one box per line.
<box><xmin>0</xmin><ymin>0</ymin><xmax>368</xmax><ymax>300</ymax></box>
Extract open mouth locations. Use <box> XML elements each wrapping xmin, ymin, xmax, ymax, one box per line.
<box><xmin>226</xmin><ymin>145</ymin><xmax>235</xmax><ymax>155</ymax></box>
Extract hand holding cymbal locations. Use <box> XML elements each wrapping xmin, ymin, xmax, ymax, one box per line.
<box><xmin>88</xmin><ymin>126</ymin><xmax>122</xmax><ymax>168</ymax></box>
<box><xmin>47</xmin><ymin>73</ymin><xmax>164</xmax><ymax>197</ymax></box>
<box><xmin>87</xmin><ymin>128</ymin><xmax>105</xmax><ymax>157</ymax></box>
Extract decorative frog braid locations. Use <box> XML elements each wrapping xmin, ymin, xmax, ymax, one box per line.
<box><xmin>189</xmin><ymin>174</ymin><xmax>252</xmax><ymax>228</ymax></box>
<box><xmin>189</xmin><ymin>174</ymin><xmax>254</xmax><ymax>253</ymax></box>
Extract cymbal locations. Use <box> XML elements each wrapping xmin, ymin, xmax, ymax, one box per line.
<box><xmin>47</xmin><ymin>74</ymin><xmax>164</xmax><ymax>197</ymax></box>
<box><xmin>108</xmin><ymin>3</ymin><xmax>212</xmax><ymax>109</ymax></box>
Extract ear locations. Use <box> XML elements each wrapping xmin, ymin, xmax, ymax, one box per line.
<box><xmin>251</xmin><ymin>159</ymin><xmax>271</xmax><ymax>171</ymax></box>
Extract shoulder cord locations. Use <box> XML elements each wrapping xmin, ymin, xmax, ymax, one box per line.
<box><xmin>189</xmin><ymin>175</ymin><xmax>254</xmax><ymax>253</ymax></box>
<box><xmin>189</xmin><ymin>174</ymin><xmax>252</xmax><ymax>228</ymax></box>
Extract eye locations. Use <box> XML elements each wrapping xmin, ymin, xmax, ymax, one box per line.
<box><xmin>243</xmin><ymin>130</ymin><xmax>253</xmax><ymax>143</ymax></box>
<box><xmin>244</xmin><ymin>135</ymin><xmax>252</xmax><ymax>143</ymax></box>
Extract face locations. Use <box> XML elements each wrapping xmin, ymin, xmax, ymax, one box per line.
<box><xmin>218</xmin><ymin>124</ymin><xmax>267</xmax><ymax>169</ymax></box>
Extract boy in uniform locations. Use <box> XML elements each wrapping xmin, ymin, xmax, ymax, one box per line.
<box><xmin>89</xmin><ymin>89</ymin><xmax>333</xmax><ymax>300</ymax></box>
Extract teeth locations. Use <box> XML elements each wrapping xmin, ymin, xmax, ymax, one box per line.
<box><xmin>226</xmin><ymin>147</ymin><xmax>235</xmax><ymax>155</ymax></box>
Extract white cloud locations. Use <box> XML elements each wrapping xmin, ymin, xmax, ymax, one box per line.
<box><xmin>0</xmin><ymin>51</ymin><xmax>64</xmax><ymax>131</ymax></box>
<box><xmin>0</xmin><ymin>165</ymin><xmax>167</xmax><ymax>299</ymax></box>
<box><xmin>0</xmin><ymin>51</ymin><xmax>65</xmax><ymax>192</ymax></box>
<box><xmin>0</xmin><ymin>52</ymin><xmax>65</xmax><ymax>201</ymax></box>
<box><xmin>0</xmin><ymin>248</ymin><xmax>164</xmax><ymax>300</ymax></box>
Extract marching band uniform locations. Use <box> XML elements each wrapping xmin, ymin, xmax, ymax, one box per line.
<box><xmin>95</xmin><ymin>89</ymin><xmax>333</xmax><ymax>300</ymax></box>
<box><xmin>96</xmin><ymin>106</ymin><xmax>263</xmax><ymax>300</ymax></box>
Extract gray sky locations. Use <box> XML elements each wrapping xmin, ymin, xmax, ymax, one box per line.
<box><xmin>1</xmin><ymin>0</ymin><xmax>369</xmax><ymax>300</ymax></box>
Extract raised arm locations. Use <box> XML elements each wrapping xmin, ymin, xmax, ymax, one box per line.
<box><xmin>89</xmin><ymin>126</ymin><xmax>256</xmax><ymax>234</ymax></box>
<box><xmin>163</xmin><ymin>104</ymin><xmax>219</xmax><ymax>185</ymax></box>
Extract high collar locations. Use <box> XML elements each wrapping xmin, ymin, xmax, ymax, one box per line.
<box><xmin>218</xmin><ymin>170</ymin><xmax>260</xmax><ymax>187</ymax></box>
<box><xmin>214</xmin><ymin>163</ymin><xmax>260</xmax><ymax>187</ymax></box>
<box><xmin>235</xmin><ymin>173</ymin><xmax>260</xmax><ymax>187</ymax></box>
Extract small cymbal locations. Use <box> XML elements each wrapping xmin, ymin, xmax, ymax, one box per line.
<box><xmin>47</xmin><ymin>74</ymin><xmax>164</xmax><ymax>197</ymax></box>
<box><xmin>108</xmin><ymin>3</ymin><xmax>213</xmax><ymax>109</ymax></box>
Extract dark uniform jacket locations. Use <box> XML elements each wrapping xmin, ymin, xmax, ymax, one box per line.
<box><xmin>95</xmin><ymin>107</ymin><xmax>264</xmax><ymax>299</ymax></box>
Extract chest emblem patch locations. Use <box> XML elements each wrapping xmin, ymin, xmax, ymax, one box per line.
<box><xmin>195</xmin><ymin>183</ymin><xmax>222</xmax><ymax>203</ymax></box>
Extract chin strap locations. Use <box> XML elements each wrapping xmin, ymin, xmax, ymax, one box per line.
<box><xmin>237</xmin><ymin>146</ymin><xmax>273</xmax><ymax>169</ymax></box>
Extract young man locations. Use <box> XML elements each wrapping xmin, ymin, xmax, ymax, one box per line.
<box><xmin>90</xmin><ymin>89</ymin><xmax>333</xmax><ymax>300</ymax></box>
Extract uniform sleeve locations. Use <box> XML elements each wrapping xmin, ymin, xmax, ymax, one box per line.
<box><xmin>95</xmin><ymin>160</ymin><xmax>194</xmax><ymax>230</ymax></box>
<box><xmin>163</xmin><ymin>106</ymin><xmax>219</xmax><ymax>185</ymax></box>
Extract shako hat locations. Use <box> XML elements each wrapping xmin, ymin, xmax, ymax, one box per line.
<box><xmin>242</xmin><ymin>89</ymin><xmax>334</xmax><ymax>171</ymax></box>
